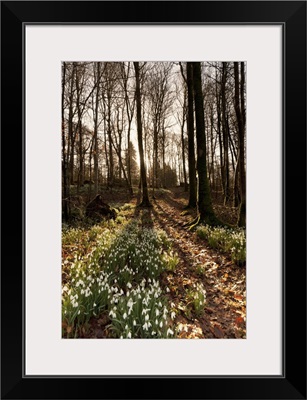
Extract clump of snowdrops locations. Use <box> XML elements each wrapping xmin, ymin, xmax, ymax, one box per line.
<box><xmin>196</xmin><ymin>225</ymin><xmax>246</xmax><ymax>265</ymax></box>
<box><xmin>62</xmin><ymin>217</ymin><xmax>175</xmax><ymax>338</ymax></box>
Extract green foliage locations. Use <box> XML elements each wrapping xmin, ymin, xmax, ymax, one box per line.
<box><xmin>196</xmin><ymin>225</ymin><xmax>246</xmax><ymax>265</ymax></box>
<box><xmin>162</xmin><ymin>250</ymin><xmax>179</xmax><ymax>272</ymax></box>
<box><xmin>195</xmin><ymin>264</ymin><xmax>206</xmax><ymax>277</ymax></box>
<box><xmin>62</xmin><ymin>218</ymin><xmax>175</xmax><ymax>338</ymax></box>
<box><xmin>156</xmin><ymin>229</ymin><xmax>172</xmax><ymax>249</ymax></box>
<box><xmin>186</xmin><ymin>282</ymin><xmax>206</xmax><ymax>317</ymax></box>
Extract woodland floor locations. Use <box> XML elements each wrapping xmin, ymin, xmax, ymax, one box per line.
<box><xmin>71</xmin><ymin>187</ymin><xmax>246</xmax><ymax>339</ymax></box>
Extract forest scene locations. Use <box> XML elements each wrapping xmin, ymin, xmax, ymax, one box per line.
<box><xmin>62</xmin><ymin>61</ymin><xmax>246</xmax><ymax>339</ymax></box>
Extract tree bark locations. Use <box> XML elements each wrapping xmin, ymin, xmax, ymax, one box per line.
<box><xmin>93</xmin><ymin>62</ymin><xmax>100</xmax><ymax>194</ymax></box>
<box><xmin>62</xmin><ymin>62</ymin><xmax>69</xmax><ymax>221</ymax></box>
<box><xmin>234</xmin><ymin>62</ymin><xmax>246</xmax><ymax>226</ymax></box>
<box><xmin>134</xmin><ymin>62</ymin><xmax>151</xmax><ymax>206</ymax></box>
<box><xmin>181</xmin><ymin>96</ymin><xmax>188</xmax><ymax>191</ymax></box>
<box><xmin>221</xmin><ymin>62</ymin><xmax>230</xmax><ymax>204</ymax></box>
<box><xmin>186</xmin><ymin>62</ymin><xmax>197</xmax><ymax>208</ymax></box>
<box><xmin>193</xmin><ymin>62</ymin><xmax>219</xmax><ymax>225</ymax></box>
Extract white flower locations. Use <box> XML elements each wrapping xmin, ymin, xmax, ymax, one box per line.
<box><xmin>127</xmin><ymin>298</ymin><xmax>135</xmax><ymax>309</ymax></box>
<box><xmin>143</xmin><ymin>322</ymin><xmax>148</xmax><ymax>331</ymax></box>
<box><xmin>123</xmin><ymin>312</ymin><xmax>127</xmax><ymax>320</ymax></box>
<box><xmin>133</xmin><ymin>320</ymin><xmax>137</xmax><ymax>326</ymax></box>
<box><xmin>155</xmin><ymin>309</ymin><xmax>160</xmax><ymax>316</ymax></box>
<box><xmin>127</xmin><ymin>282</ymin><xmax>132</xmax><ymax>289</ymax></box>
<box><xmin>127</xmin><ymin>331</ymin><xmax>132</xmax><ymax>339</ymax></box>
<box><xmin>167</xmin><ymin>328</ymin><xmax>174</xmax><ymax>336</ymax></box>
<box><xmin>166</xmin><ymin>287</ymin><xmax>170</xmax><ymax>293</ymax></box>
<box><xmin>171</xmin><ymin>311</ymin><xmax>176</xmax><ymax>320</ymax></box>
<box><xmin>145</xmin><ymin>314</ymin><xmax>149</xmax><ymax>321</ymax></box>
<box><xmin>159</xmin><ymin>321</ymin><xmax>163</xmax><ymax>328</ymax></box>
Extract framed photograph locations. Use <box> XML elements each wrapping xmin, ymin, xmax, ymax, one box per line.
<box><xmin>1</xmin><ymin>1</ymin><xmax>306</xmax><ymax>399</ymax></box>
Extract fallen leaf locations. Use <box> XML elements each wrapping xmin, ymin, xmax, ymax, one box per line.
<box><xmin>213</xmin><ymin>325</ymin><xmax>224</xmax><ymax>338</ymax></box>
<box><xmin>235</xmin><ymin>316</ymin><xmax>244</xmax><ymax>327</ymax></box>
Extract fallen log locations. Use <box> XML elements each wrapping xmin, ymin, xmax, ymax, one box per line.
<box><xmin>85</xmin><ymin>194</ymin><xmax>116</xmax><ymax>220</ymax></box>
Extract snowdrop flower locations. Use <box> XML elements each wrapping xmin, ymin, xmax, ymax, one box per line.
<box><xmin>166</xmin><ymin>287</ymin><xmax>170</xmax><ymax>293</ymax></box>
<box><xmin>159</xmin><ymin>321</ymin><xmax>163</xmax><ymax>328</ymax></box>
<box><xmin>171</xmin><ymin>311</ymin><xmax>176</xmax><ymax>320</ymax></box>
<box><xmin>127</xmin><ymin>298</ymin><xmax>134</xmax><ymax>309</ymax></box>
<box><xmin>133</xmin><ymin>320</ymin><xmax>137</xmax><ymax>326</ymax></box>
<box><xmin>145</xmin><ymin>314</ymin><xmax>149</xmax><ymax>321</ymax></box>
<box><xmin>155</xmin><ymin>309</ymin><xmax>160</xmax><ymax>316</ymax></box>
<box><xmin>143</xmin><ymin>322</ymin><xmax>148</xmax><ymax>331</ymax></box>
<box><xmin>127</xmin><ymin>332</ymin><xmax>132</xmax><ymax>339</ymax></box>
<box><xmin>167</xmin><ymin>328</ymin><xmax>174</xmax><ymax>336</ymax></box>
<box><xmin>123</xmin><ymin>313</ymin><xmax>127</xmax><ymax>320</ymax></box>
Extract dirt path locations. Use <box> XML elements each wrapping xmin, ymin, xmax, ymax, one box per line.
<box><xmin>136</xmin><ymin>189</ymin><xmax>246</xmax><ymax>339</ymax></box>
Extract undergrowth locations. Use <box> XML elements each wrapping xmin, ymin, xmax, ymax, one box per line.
<box><xmin>196</xmin><ymin>225</ymin><xmax>246</xmax><ymax>265</ymax></box>
<box><xmin>62</xmin><ymin>203</ymin><xmax>178</xmax><ymax>338</ymax></box>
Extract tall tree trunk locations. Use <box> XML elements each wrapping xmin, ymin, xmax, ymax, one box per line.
<box><xmin>103</xmin><ymin>112</ymin><xmax>109</xmax><ymax>187</ymax></box>
<box><xmin>107</xmin><ymin>94</ymin><xmax>113</xmax><ymax>187</ymax></box>
<box><xmin>192</xmin><ymin>62</ymin><xmax>219</xmax><ymax>225</ymax></box>
<box><xmin>181</xmin><ymin>107</ymin><xmax>188</xmax><ymax>191</ymax></box>
<box><xmin>234</xmin><ymin>62</ymin><xmax>246</xmax><ymax>226</ymax></box>
<box><xmin>233</xmin><ymin>149</ymin><xmax>241</xmax><ymax>207</ymax></box>
<box><xmin>209</xmin><ymin>107</ymin><xmax>216</xmax><ymax>195</ymax></box>
<box><xmin>152</xmin><ymin>122</ymin><xmax>158</xmax><ymax>196</ymax></box>
<box><xmin>186</xmin><ymin>62</ymin><xmax>197</xmax><ymax>208</ymax></box>
<box><xmin>216</xmin><ymin>87</ymin><xmax>224</xmax><ymax>198</ymax></box>
<box><xmin>121</xmin><ymin>62</ymin><xmax>134</xmax><ymax>194</ymax></box>
<box><xmin>134</xmin><ymin>62</ymin><xmax>151</xmax><ymax>206</ymax></box>
<box><xmin>68</xmin><ymin>64</ymin><xmax>76</xmax><ymax>186</ymax></box>
<box><xmin>221</xmin><ymin>62</ymin><xmax>230</xmax><ymax>204</ymax></box>
<box><xmin>93</xmin><ymin>62</ymin><xmax>100</xmax><ymax>194</ymax></box>
<box><xmin>75</xmin><ymin>65</ymin><xmax>84</xmax><ymax>190</ymax></box>
<box><xmin>62</xmin><ymin>62</ymin><xmax>69</xmax><ymax>221</ymax></box>
<box><xmin>116</xmin><ymin>108</ymin><xmax>123</xmax><ymax>181</ymax></box>
<box><xmin>162</xmin><ymin>126</ymin><xmax>166</xmax><ymax>188</ymax></box>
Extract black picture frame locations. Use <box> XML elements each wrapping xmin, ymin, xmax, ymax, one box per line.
<box><xmin>1</xmin><ymin>1</ymin><xmax>306</xmax><ymax>399</ymax></box>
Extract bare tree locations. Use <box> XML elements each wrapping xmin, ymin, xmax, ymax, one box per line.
<box><xmin>134</xmin><ymin>62</ymin><xmax>151</xmax><ymax>207</ymax></box>
<box><xmin>186</xmin><ymin>63</ymin><xmax>197</xmax><ymax>208</ymax></box>
<box><xmin>234</xmin><ymin>62</ymin><xmax>246</xmax><ymax>226</ymax></box>
<box><xmin>193</xmin><ymin>62</ymin><xmax>220</xmax><ymax>225</ymax></box>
